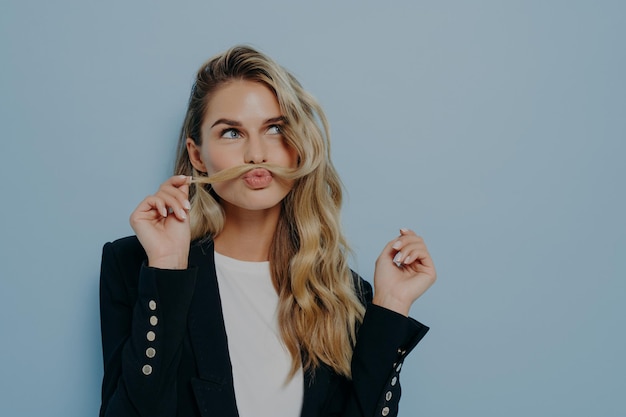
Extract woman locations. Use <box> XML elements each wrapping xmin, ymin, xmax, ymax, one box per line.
<box><xmin>99</xmin><ymin>45</ymin><xmax>436</xmax><ymax>417</ymax></box>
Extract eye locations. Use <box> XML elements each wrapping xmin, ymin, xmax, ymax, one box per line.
<box><xmin>267</xmin><ymin>124</ymin><xmax>282</xmax><ymax>135</ymax></box>
<box><xmin>220</xmin><ymin>128</ymin><xmax>241</xmax><ymax>139</ymax></box>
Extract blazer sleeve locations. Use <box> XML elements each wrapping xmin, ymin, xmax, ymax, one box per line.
<box><xmin>99</xmin><ymin>239</ymin><xmax>197</xmax><ymax>417</ymax></box>
<box><xmin>328</xmin><ymin>279</ymin><xmax>430</xmax><ymax>417</ymax></box>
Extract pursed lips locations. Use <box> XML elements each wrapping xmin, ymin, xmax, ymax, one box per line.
<box><xmin>242</xmin><ymin>168</ymin><xmax>272</xmax><ymax>188</ymax></box>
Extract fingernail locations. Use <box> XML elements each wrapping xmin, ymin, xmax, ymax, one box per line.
<box><xmin>400</xmin><ymin>228</ymin><xmax>409</xmax><ymax>233</ymax></box>
<box><xmin>393</xmin><ymin>252</ymin><xmax>403</xmax><ymax>267</ymax></box>
<box><xmin>392</xmin><ymin>240</ymin><xmax>402</xmax><ymax>250</ymax></box>
<box><xmin>403</xmin><ymin>255</ymin><xmax>412</xmax><ymax>264</ymax></box>
<box><xmin>178</xmin><ymin>209</ymin><xmax>187</xmax><ymax>219</ymax></box>
<box><xmin>184</xmin><ymin>200</ymin><xmax>191</xmax><ymax>210</ymax></box>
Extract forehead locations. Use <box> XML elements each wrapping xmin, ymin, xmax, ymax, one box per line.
<box><xmin>204</xmin><ymin>80</ymin><xmax>281</xmax><ymax>123</ymax></box>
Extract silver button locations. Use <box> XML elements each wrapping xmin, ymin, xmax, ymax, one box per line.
<box><xmin>148</xmin><ymin>300</ymin><xmax>157</xmax><ymax>311</ymax></box>
<box><xmin>381</xmin><ymin>406</ymin><xmax>390</xmax><ymax>416</ymax></box>
<box><xmin>396</xmin><ymin>362</ymin><xmax>402</xmax><ymax>372</ymax></box>
<box><xmin>146</xmin><ymin>331</ymin><xmax>156</xmax><ymax>342</ymax></box>
<box><xmin>149</xmin><ymin>316</ymin><xmax>158</xmax><ymax>326</ymax></box>
<box><xmin>146</xmin><ymin>347</ymin><xmax>156</xmax><ymax>358</ymax></box>
<box><xmin>391</xmin><ymin>376</ymin><xmax>397</xmax><ymax>386</ymax></box>
<box><xmin>385</xmin><ymin>391</ymin><xmax>392</xmax><ymax>401</ymax></box>
<box><xmin>142</xmin><ymin>364</ymin><xmax>152</xmax><ymax>375</ymax></box>
<box><xmin>398</xmin><ymin>348</ymin><xmax>406</xmax><ymax>355</ymax></box>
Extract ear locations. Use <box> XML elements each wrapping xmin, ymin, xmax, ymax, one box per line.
<box><xmin>186</xmin><ymin>138</ymin><xmax>207</xmax><ymax>173</ymax></box>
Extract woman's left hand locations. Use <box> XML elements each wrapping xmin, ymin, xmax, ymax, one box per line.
<box><xmin>372</xmin><ymin>228</ymin><xmax>437</xmax><ymax>316</ymax></box>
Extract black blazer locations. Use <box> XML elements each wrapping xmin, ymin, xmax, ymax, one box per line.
<box><xmin>99</xmin><ymin>236</ymin><xmax>429</xmax><ymax>417</ymax></box>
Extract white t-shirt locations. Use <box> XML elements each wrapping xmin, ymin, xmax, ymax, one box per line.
<box><xmin>214</xmin><ymin>251</ymin><xmax>303</xmax><ymax>417</ymax></box>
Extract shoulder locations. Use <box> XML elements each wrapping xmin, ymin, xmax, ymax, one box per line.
<box><xmin>100</xmin><ymin>235</ymin><xmax>147</xmax><ymax>291</ymax></box>
<box><xmin>351</xmin><ymin>270</ymin><xmax>373</xmax><ymax>305</ymax></box>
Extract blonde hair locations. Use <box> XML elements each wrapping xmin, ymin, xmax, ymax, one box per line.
<box><xmin>174</xmin><ymin>45</ymin><xmax>365</xmax><ymax>378</ymax></box>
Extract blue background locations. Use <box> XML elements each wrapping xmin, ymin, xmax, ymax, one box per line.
<box><xmin>1</xmin><ymin>1</ymin><xmax>624</xmax><ymax>416</ymax></box>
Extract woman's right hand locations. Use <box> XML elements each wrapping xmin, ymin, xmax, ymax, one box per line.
<box><xmin>129</xmin><ymin>175</ymin><xmax>192</xmax><ymax>269</ymax></box>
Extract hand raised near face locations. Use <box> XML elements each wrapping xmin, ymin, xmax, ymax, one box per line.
<box><xmin>372</xmin><ymin>228</ymin><xmax>437</xmax><ymax>316</ymax></box>
<box><xmin>129</xmin><ymin>175</ymin><xmax>192</xmax><ymax>270</ymax></box>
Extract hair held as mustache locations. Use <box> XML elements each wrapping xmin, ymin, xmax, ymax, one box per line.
<box><xmin>190</xmin><ymin>163</ymin><xmax>309</xmax><ymax>186</ymax></box>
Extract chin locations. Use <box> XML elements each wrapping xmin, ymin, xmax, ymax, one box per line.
<box><xmin>220</xmin><ymin>195</ymin><xmax>287</xmax><ymax>213</ymax></box>
<box><xmin>216</xmin><ymin>185</ymin><xmax>292</xmax><ymax>213</ymax></box>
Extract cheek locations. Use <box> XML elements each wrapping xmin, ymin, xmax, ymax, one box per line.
<box><xmin>203</xmin><ymin>150</ymin><xmax>228</xmax><ymax>175</ymax></box>
<box><xmin>210</xmin><ymin>182</ymin><xmax>229</xmax><ymax>199</ymax></box>
<box><xmin>205</xmin><ymin>158</ymin><xmax>220</xmax><ymax>175</ymax></box>
<box><xmin>281</xmin><ymin>145</ymin><xmax>299</xmax><ymax>168</ymax></box>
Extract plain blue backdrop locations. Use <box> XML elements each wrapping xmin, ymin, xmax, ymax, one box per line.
<box><xmin>1</xmin><ymin>1</ymin><xmax>624</xmax><ymax>416</ymax></box>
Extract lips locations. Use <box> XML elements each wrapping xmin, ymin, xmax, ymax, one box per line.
<box><xmin>242</xmin><ymin>168</ymin><xmax>273</xmax><ymax>189</ymax></box>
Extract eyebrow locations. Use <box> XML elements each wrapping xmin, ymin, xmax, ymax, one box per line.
<box><xmin>210</xmin><ymin>116</ymin><xmax>287</xmax><ymax>128</ymax></box>
<box><xmin>265</xmin><ymin>116</ymin><xmax>287</xmax><ymax>125</ymax></box>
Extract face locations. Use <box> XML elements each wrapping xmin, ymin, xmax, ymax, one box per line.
<box><xmin>186</xmin><ymin>80</ymin><xmax>298</xmax><ymax>214</ymax></box>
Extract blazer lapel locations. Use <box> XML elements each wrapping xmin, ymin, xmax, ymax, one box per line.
<box><xmin>185</xmin><ymin>238</ymin><xmax>337</xmax><ymax>417</ymax></box>
<box><xmin>187</xmin><ymin>239</ymin><xmax>239</xmax><ymax>417</ymax></box>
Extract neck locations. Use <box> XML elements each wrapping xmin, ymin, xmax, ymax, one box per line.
<box><xmin>214</xmin><ymin>203</ymin><xmax>281</xmax><ymax>262</ymax></box>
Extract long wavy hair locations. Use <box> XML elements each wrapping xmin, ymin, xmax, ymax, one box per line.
<box><xmin>174</xmin><ymin>45</ymin><xmax>365</xmax><ymax>378</ymax></box>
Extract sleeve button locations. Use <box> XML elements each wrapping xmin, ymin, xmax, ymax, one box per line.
<box><xmin>386</xmin><ymin>391</ymin><xmax>393</xmax><ymax>401</ymax></box>
<box><xmin>396</xmin><ymin>363</ymin><xmax>402</xmax><ymax>372</ymax></box>
<box><xmin>391</xmin><ymin>376</ymin><xmax>397</xmax><ymax>386</ymax></box>
<box><xmin>146</xmin><ymin>331</ymin><xmax>156</xmax><ymax>342</ymax></box>
<box><xmin>381</xmin><ymin>406</ymin><xmax>390</xmax><ymax>416</ymax></box>
<box><xmin>148</xmin><ymin>300</ymin><xmax>157</xmax><ymax>311</ymax></box>
<box><xmin>146</xmin><ymin>347</ymin><xmax>156</xmax><ymax>358</ymax></box>
<box><xmin>142</xmin><ymin>365</ymin><xmax>153</xmax><ymax>375</ymax></box>
<box><xmin>149</xmin><ymin>315</ymin><xmax>158</xmax><ymax>326</ymax></box>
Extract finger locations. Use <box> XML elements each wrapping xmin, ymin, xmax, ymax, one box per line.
<box><xmin>403</xmin><ymin>249</ymin><xmax>433</xmax><ymax>267</ymax></box>
<box><xmin>160</xmin><ymin>179</ymin><xmax>190</xmax><ymax>200</ymax></box>
<box><xmin>151</xmin><ymin>191</ymin><xmax>188</xmax><ymax>220</ymax></box>
<box><xmin>154</xmin><ymin>198</ymin><xmax>168</xmax><ymax>218</ymax></box>
<box><xmin>390</xmin><ymin>232</ymin><xmax>424</xmax><ymax>252</ymax></box>
<box><xmin>384</xmin><ymin>229</ymin><xmax>425</xmax><ymax>267</ymax></box>
<box><xmin>159</xmin><ymin>177</ymin><xmax>192</xmax><ymax>210</ymax></box>
<box><xmin>166</xmin><ymin>174</ymin><xmax>192</xmax><ymax>188</ymax></box>
<box><xmin>179</xmin><ymin>184</ymin><xmax>190</xmax><ymax>206</ymax></box>
<box><xmin>159</xmin><ymin>193</ymin><xmax>187</xmax><ymax>220</ymax></box>
<box><xmin>392</xmin><ymin>239</ymin><xmax>430</xmax><ymax>266</ymax></box>
<box><xmin>386</xmin><ymin>233</ymin><xmax>413</xmax><ymax>266</ymax></box>
<box><xmin>170</xmin><ymin>175</ymin><xmax>192</xmax><ymax>202</ymax></box>
<box><xmin>377</xmin><ymin>237</ymin><xmax>402</xmax><ymax>268</ymax></box>
<box><xmin>137</xmin><ymin>195</ymin><xmax>169</xmax><ymax>218</ymax></box>
<box><xmin>401</xmin><ymin>243</ymin><xmax>433</xmax><ymax>267</ymax></box>
<box><xmin>130</xmin><ymin>198</ymin><xmax>165</xmax><ymax>230</ymax></box>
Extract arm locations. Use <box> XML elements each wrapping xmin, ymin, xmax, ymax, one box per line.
<box><xmin>351</xmin><ymin>228</ymin><xmax>435</xmax><ymax>416</ymax></box>
<box><xmin>323</xmin><ymin>279</ymin><xmax>429</xmax><ymax>417</ymax></box>
<box><xmin>99</xmin><ymin>240</ymin><xmax>197</xmax><ymax>417</ymax></box>
<box><xmin>100</xmin><ymin>175</ymin><xmax>195</xmax><ymax>416</ymax></box>
<box><xmin>349</xmin><ymin>302</ymin><xmax>429</xmax><ymax>417</ymax></box>
<box><xmin>323</xmin><ymin>229</ymin><xmax>436</xmax><ymax>416</ymax></box>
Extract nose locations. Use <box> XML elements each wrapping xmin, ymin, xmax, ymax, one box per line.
<box><xmin>244</xmin><ymin>135</ymin><xmax>267</xmax><ymax>164</ymax></box>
